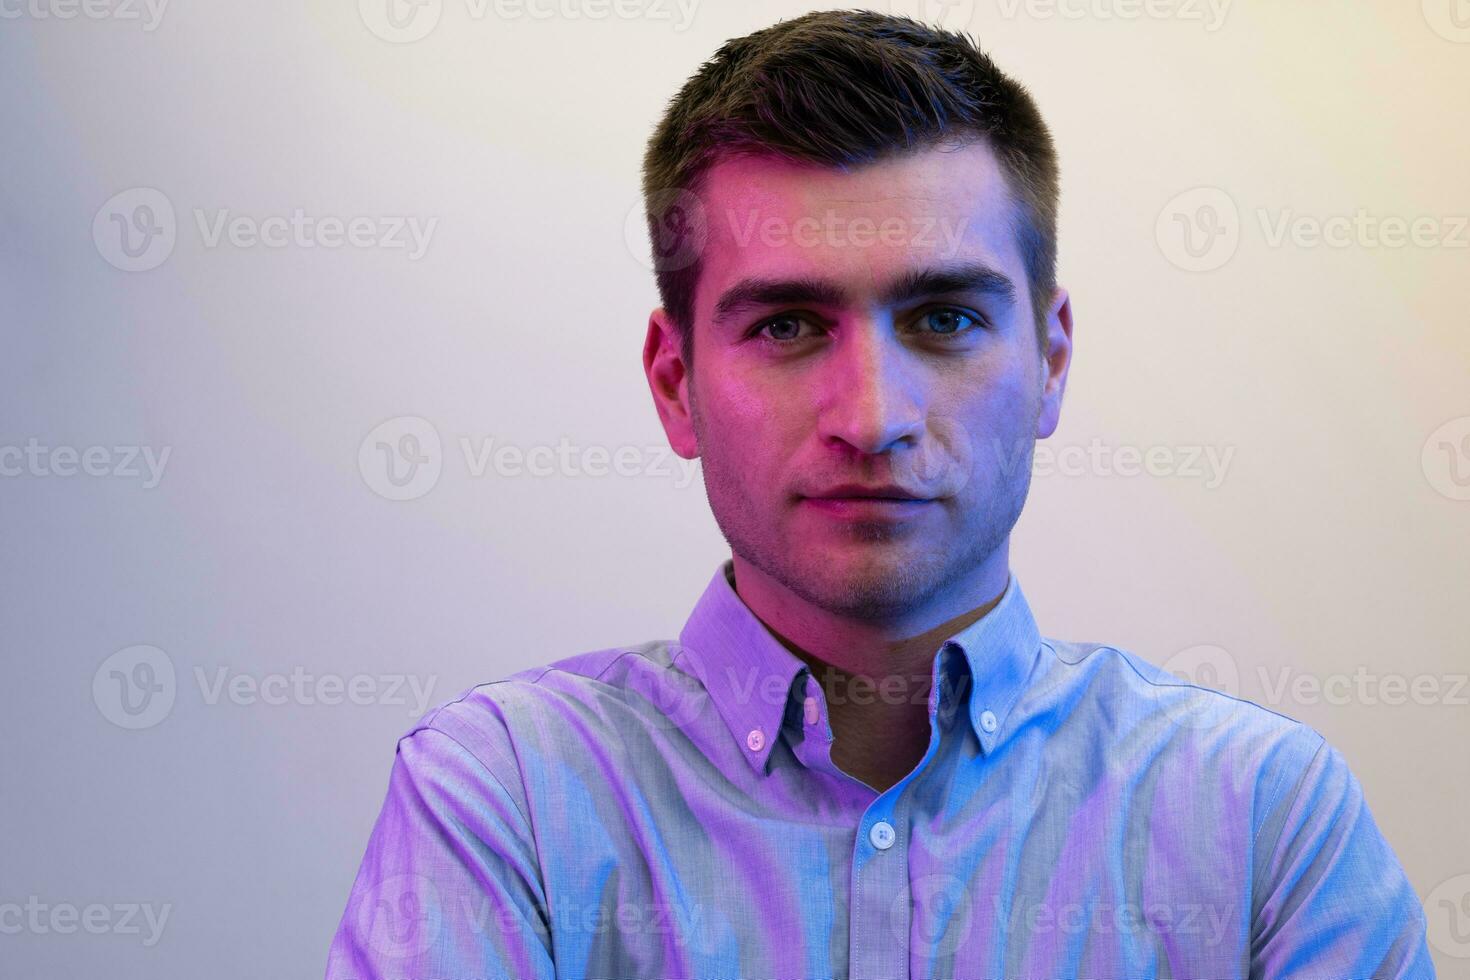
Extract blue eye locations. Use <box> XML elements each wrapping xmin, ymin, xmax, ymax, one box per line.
<box><xmin>749</xmin><ymin>308</ymin><xmax>983</xmax><ymax>346</ymax></box>
<box><xmin>754</xmin><ymin>315</ymin><xmax>813</xmax><ymax>343</ymax></box>
<box><xmin>919</xmin><ymin>308</ymin><xmax>981</xmax><ymax>335</ymax></box>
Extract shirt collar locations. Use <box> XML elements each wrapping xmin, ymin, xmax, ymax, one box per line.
<box><xmin>677</xmin><ymin>561</ymin><xmax>809</xmax><ymax>775</ymax></box>
<box><xmin>676</xmin><ymin>560</ymin><xmax>1044</xmax><ymax>774</ymax></box>
<box><xmin>944</xmin><ymin>570</ymin><xmax>1044</xmax><ymax>756</ymax></box>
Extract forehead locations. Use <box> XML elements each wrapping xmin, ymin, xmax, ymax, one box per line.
<box><xmin>693</xmin><ymin>140</ymin><xmax>1023</xmax><ymax>312</ymax></box>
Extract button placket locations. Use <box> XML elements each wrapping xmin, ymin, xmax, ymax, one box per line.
<box><xmin>851</xmin><ymin>801</ymin><xmax>912</xmax><ymax>979</ymax></box>
<box><xmin>849</xmin><ymin>653</ymin><xmax>952</xmax><ymax>979</ymax></box>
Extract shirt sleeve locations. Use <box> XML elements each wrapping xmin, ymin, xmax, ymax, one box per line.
<box><xmin>1249</xmin><ymin>734</ymin><xmax>1435</xmax><ymax>979</ymax></box>
<box><xmin>325</xmin><ymin>725</ymin><xmax>555</xmax><ymax>980</ymax></box>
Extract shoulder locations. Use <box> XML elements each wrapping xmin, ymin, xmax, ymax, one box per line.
<box><xmin>391</xmin><ymin>639</ymin><xmax>696</xmax><ymax>781</ymax></box>
<box><xmin>1036</xmin><ymin>635</ymin><xmax>1311</xmax><ymax>728</ymax></box>
<box><xmin>1031</xmin><ymin>636</ymin><xmax>1330</xmax><ymax>797</ymax></box>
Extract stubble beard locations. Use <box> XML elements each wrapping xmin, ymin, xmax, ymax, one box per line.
<box><xmin>691</xmin><ymin>387</ymin><xmax>1037</xmax><ymax>622</ymax></box>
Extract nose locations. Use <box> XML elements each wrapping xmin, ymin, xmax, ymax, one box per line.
<box><xmin>815</xmin><ymin>318</ymin><xmax>926</xmax><ymax>458</ymax></box>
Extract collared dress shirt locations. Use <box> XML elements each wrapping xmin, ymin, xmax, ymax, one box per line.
<box><xmin>326</xmin><ymin>561</ymin><xmax>1433</xmax><ymax>979</ymax></box>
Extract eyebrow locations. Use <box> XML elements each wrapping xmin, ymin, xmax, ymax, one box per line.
<box><xmin>710</xmin><ymin>262</ymin><xmax>1018</xmax><ymax>325</ymax></box>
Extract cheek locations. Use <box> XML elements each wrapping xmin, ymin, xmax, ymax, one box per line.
<box><xmin>696</xmin><ymin>370</ymin><xmax>798</xmax><ymax>473</ymax></box>
<box><xmin>709</xmin><ymin>353</ymin><xmax>811</xmax><ymax>427</ymax></box>
<box><xmin>978</xmin><ymin>373</ymin><xmax>1037</xmax><ymax>427</ymax></box>
<box><xmin>716</xmin><ymin>372</ymin><xmax>780</xmax><ymax>427</ymax></box>
<box><xmin>946</xmin><ymin>362</ymin><xmax>1041</xmax><ymax>477</ymax></box>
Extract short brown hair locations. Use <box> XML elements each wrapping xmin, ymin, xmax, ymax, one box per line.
<box><xmin>640</xmin><ymin>9</ymin><xmax>1060</xmax><ymax>362</ymax></box>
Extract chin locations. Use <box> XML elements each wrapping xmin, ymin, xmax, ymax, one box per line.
<box><xmin>786</xmin><ymin>547</ymin><xmax>951</xmax><ymax>618</ymax></box>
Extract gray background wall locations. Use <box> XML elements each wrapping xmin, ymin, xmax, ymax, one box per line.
<box><xmin>2</xmin><ymin>1</ymin><xmax>1467</xmax><ymax>975</ymax></box>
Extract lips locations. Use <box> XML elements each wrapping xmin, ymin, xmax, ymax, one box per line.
<box><xmin>798</xmin><ymin>484</ymin><xmax>937</xmax><ymax>522</ymax></box>
<box><xmin>803</xmin><ymin>484</ymin><xmax>931</xmax><ymax>502</ymax></box>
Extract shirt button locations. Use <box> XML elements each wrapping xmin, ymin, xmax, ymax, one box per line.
<box><xmin>746</xmin><ymin>728</ymin><xmax>765</xmax><ymax>751</ymax></box>
<box><xmin>869</xmin><ymin>821</ymin><xmax>896</xmax><ymax>850</ymax></box>
<box><xmin>979</xmin><ymin>710</ymin><xmax>998</xmax><ymax>733</ymax></box>
<box><xmin>803</xmin><ymin>696</ymin><xmax>819</xmax><ymax>726</ymax></box>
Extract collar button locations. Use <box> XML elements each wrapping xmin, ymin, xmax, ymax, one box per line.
<box><xmin>803</xmin><ymin>696</ymin><xmax>819</xmax><ymax>726</ymax></box>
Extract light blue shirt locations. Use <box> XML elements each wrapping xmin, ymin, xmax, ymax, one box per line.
<box><xmin>327</xmin><ymin>561</ymin><xmax>1433</xmax><ymax>978</ymax></box>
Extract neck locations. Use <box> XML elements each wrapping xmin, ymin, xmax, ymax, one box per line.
<box><xmin>728</xmin><ymin>548</ymin><xmax>1011</xmax><ymax>792</ymax></box>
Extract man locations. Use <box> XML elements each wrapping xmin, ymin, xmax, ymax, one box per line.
<box><xmin>327</xmin><ymin>10</ymin><xmax>1432</xmax><ymax>978</ymax></box>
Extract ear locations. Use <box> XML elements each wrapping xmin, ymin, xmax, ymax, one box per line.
<box><xmin>643</xmin><ymin>308</ymin><xmax>699</xmax><ymax>459</ymax></box>
<box><xmin>1035</xmin><ymin>286</ymin><xmax>1073</xmax><ymax>440</ymax></box>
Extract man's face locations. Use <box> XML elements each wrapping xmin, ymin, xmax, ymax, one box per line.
<box><xmin>646</xmin><ymin>141</ymin><xmax>1070</xmax><ymax>620</ymax></box>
